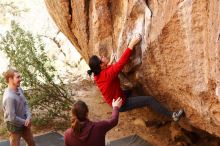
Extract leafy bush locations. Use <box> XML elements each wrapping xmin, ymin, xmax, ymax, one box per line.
<box><xmin>0</xmin><ymin>21</ymin><xmax>74</xmax><ymax>120</ymax></box>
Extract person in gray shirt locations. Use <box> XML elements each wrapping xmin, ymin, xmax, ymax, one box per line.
<box><xmin>2</xmin><ymin>69</ymin><xmax>35</xmax><ymax>146</ymax></box>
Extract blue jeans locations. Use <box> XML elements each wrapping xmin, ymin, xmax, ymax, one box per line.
<box><xmin>119</xmin><ymin>95</ymin><xmax>172</xmax><ymax>117</ymax></box>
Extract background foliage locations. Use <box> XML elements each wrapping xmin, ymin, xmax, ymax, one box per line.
<box><xmin>0</xmin><ymin>21</ymin><xmax>74</xmax><ymax>120</ymax></box>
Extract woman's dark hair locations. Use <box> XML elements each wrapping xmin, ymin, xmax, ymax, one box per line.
<box><xmin>87</xmin><ymin>55</ymin><xmax>102</xmax><ymax>76</ymax></box>
<box><xmin>71</xmin><ymin>100</ymin><xmax>89</xmax><ymax>134</ymax></box>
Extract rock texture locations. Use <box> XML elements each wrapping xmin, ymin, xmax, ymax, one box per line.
<box><xmin>44</xmin><ymin>0</ymin><xmax>220</xmax><ymax>137</ymax></box>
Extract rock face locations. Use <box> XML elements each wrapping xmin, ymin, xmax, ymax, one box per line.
<box><xmin>44</xmin><ymin>0</ymin><xmax>220</xmax><ymax>137</ymax></box>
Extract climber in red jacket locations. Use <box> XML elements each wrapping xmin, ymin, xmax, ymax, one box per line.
<box><xmin>87</xmin><ymin>34</ymin><xmax>183</xmax><ymax>121</ymax></box>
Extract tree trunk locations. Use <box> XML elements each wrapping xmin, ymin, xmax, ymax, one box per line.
<box><xmin>44</xmin><ymin>0</ymin><xmax>220</xmax><ymax>137</ymax></box>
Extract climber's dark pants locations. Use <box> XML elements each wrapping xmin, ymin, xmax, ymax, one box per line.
<box><xmin>119</xmin><ymin>91</ymin><xmax>173</xmax><ymax>117</ymax></box>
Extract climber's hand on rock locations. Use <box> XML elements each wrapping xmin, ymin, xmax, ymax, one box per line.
<box><xmin>108</xmin><ymin>52</ymin><xmax>117</xmax><ymax>66</ymax></box>
<box><xmin>128</xmin><ymin>34</ymin><xmax>142</xmax><ymax>50</ymax></box>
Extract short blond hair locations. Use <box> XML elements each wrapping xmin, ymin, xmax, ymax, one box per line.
<box><xmin>4</xmin><ymin>69</ymin><xmax>18</xmax><ymax>83</ymax></box>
